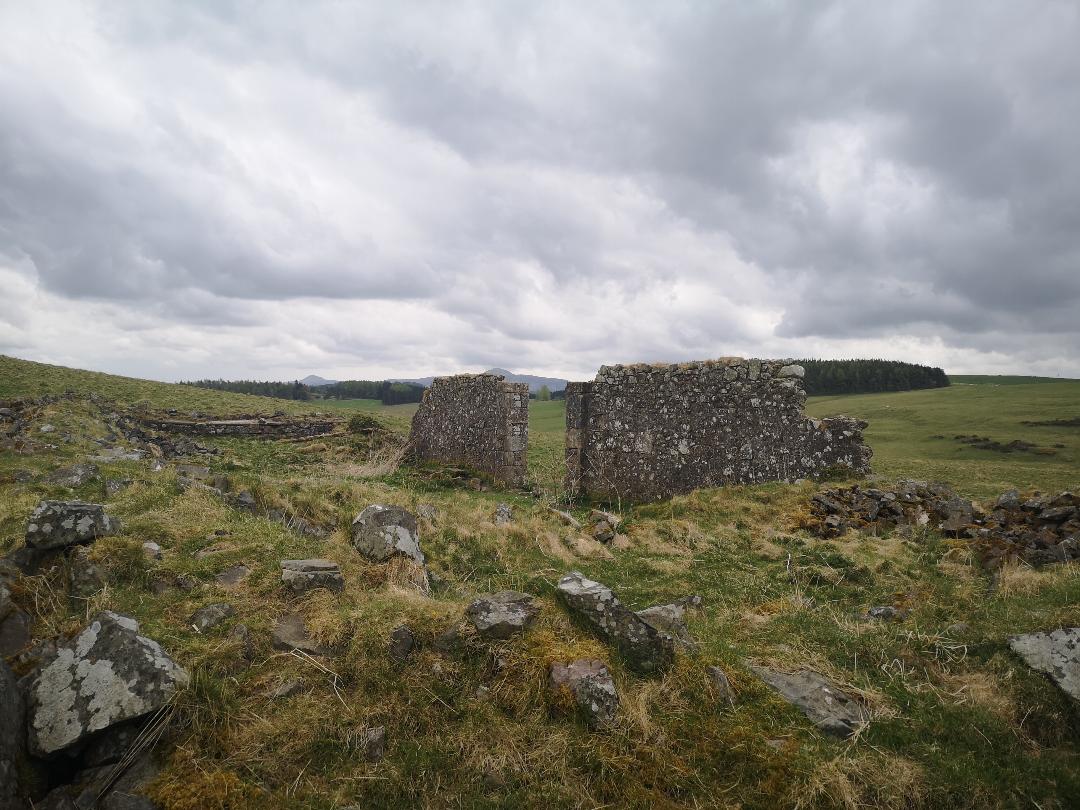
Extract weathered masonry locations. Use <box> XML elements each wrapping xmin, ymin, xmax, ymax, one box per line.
<box><xmin>408</xmin><ymin>373</ymin><xmax>529</xmax><ymax>487</ymax></box>
<box><xmin>566</xmin><ymin>358</ymin><xmax>872</xmax><ymax>501</ymax></box>
<box><xmin>140</xmin><ymin>416</ymin><xmax>337</xmax><ymax>439</ymax></box>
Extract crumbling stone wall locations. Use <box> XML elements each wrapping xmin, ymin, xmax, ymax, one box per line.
<box><xmin>408</xmin><ymin>373</ymin><xmax>529</xmax><ymax>487</ymax></box>
<box><xmin>566</xmin><ymin>359</ymin><xmax>871</xmax><ymax>501</ymax></box>
<box><xmin>139</xmin><ymin>417</ymin><xmax>337</xmax><ymax>439</ymax></box>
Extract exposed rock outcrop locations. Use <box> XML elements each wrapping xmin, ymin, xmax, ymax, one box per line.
<box><xmin>280</xmin><ymin>559</ymin><xmax>344</xmax><ymax>593</ymax></box>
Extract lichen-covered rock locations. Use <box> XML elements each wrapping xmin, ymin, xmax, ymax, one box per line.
<box><xmin>25</xmin><ymin>501</ymin><xmax>118</xmax><ymax>550</ymax></box>
<box><xmin>280</xmin><ymin>559</ymin><xmax>344</xmax><ymax>593</ymax></box>
<box><xmin>351</xmin><ymin>505</ymin><xmax>424</xmax><ymax>564</ymax></box>
<box><xmin>751</xmin><ymin>666</ymin><xmax>866</xmax><ymax>738</ymax></box>
<box><xmin>556</xmin><ymin>572</ymin><xmax>674</xmax><ymax>675</ymax></box>
<box><xmin>1008</xmin><ymin>627</ymin><xmax>1080</xmax><ymax>703</ymax></box>
<box><xmin>189</xmin><ymin>603</ymin><xmax>236</xmax><ymax>633</ymax></box>
<box><xmin>549</xmin><ymin>659</ymin><xmax>619</xmax><ymax>729</ymax></box>
<box><xmin>27</xmin><ymin>612</ymin><xmax>189</xmax><ymax>756</ymax></box>
<box><xmin>465</xmin><ymin>591</ymin><xmax>538</xmax><ymax>640</ymax></box>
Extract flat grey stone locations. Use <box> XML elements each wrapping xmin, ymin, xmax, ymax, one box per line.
<box><xmin>1008</xmin><ymin>627</ymin><xmax>1080</xmax><ymax>703</ymax></box>
<box><xmin>45</xmin><ymin>463</ymin><xmax>99</xmax><ymax>488</ymax></box>
<box><xmin>280</xmin><ymin>559</ymin><xmax>344</xmax><ymax>593</ymax></box>
<box><xmin>215</xmin><ymin>564</ymin><xmax>250</xmax><ymax>590</ymax></box>
<box><xmin>751</xmin><ymin>666</ymin><xmax>866</xmax><ymax>738</ymax></box>
<box><xmin>637</xmin><ymin>602</ymin><xmax>696</xmax><ymax>650</ymax></box>
<box><xmin>27</xmin><ymin>612</ymin><xmax>188</xmax><ymax>756</ymax></box>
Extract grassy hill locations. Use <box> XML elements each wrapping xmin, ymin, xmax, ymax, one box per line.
<box><xmin>1</xmin><ymin>356</ymin><xmax>1078</xmax><ymax>809</ymax></box>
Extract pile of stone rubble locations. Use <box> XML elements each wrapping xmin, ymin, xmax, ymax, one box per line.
<box><xmin>808</xmin><ymin>481</ymin><xmax>1079</xmax><ymax>567</ymax></box>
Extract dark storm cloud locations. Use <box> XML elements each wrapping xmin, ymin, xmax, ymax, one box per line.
<box><xmin>0</xmin><ymin>0</ymin><xmax>1077</xmax><ymax>379</ymax></box>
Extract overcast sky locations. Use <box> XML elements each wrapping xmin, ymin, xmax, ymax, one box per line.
<box><xmin>2</xmin><ymin>1</ymin><xmax>1078</xmax><ymax>382</ymax></box>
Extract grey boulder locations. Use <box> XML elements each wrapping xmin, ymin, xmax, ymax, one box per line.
<box><xmin>465</xmin><ymin>591</ymin><xmax>538</xmax><ymax>640</ymax></box>
<box><xmin>27</xmin><ymin>612</ymin><xmax>189</xmax><ymax>756</ymax></box>
<box><xmin>1008</xmin><ymin>627</ymin><xmax>1080</xmax><ymax>703</ymax></box>
<box><xmin>351</xmin><ymin>505</ymin><xmax>424</xmax><ymax>564</ymax></box>
<box><xmin>280</xmin><ymin>559</ymin><xmax>344</xmax><ymax>593</ymax></box>
<box><xmin>549</xmin><ymin>659</ymin><xmax>619</xmax><ymax>729</ymax></box>
<box><xmin>26</xmin><ymin>501</ymin><xmax>119</xmax><ymax>550</ymax></box>
<box><xmin>751</xmin><ymin>666</ymin><xmax>866</xmax><ymax>738</ymax></box>
<box><xmin>556</xmin><ymin>572</ymin><xmax>674</xmax><ymax>675</ymax></box>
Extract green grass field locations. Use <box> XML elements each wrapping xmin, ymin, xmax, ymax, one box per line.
<box><xmin>2</xmin><ymin>358</ymin><xmax>1078</xmax><ymax>809</ymax></box>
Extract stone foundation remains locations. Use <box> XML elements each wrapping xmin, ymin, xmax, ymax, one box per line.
<box><xmin>139</xmin><ymin>416</ymin><xmax>337</xmax><ymax>439</ymax></box>
<box><xmin>408</xmin><ymin>373</ymin><xmax>529</xmax><ymax>487</ymax></box>
<box><xmin>566</xmin><ymin>359</ymin><xmax>871</xmax><ymax>501</ymax></box>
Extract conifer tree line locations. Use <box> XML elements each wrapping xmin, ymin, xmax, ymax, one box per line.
<box><xmin>796</xmin><ymin>359</ymin><xmax>949</xmax><ymax>395</ymax></box>
<box><xmin>182</xmin><ymin>379</ymin><xmax>426</xmax><ymax>404</ymax></box>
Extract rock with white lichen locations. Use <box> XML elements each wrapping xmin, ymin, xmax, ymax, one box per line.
<box><xmin>26</xmin><ymin>612</ymin><xmax>188</xmax><ymax>757</ymax></box>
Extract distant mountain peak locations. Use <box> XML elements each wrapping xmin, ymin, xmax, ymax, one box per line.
<box><xmin>300</xmin><ymin>374</ymin><xmax>338</xmax><ymax>386</ymax></box>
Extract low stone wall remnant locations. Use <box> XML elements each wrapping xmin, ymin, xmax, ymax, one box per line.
<box><xmin>139</xmin><ymin>416</ymin><xmax>337</xmax><ymax>439</ymax></box>
<box><xmin>566</xmin><ymin>358</ymin><xmax>871</xmax><ymax>501</ymax></box>
<box><xmin>408</xmin><ymin>373</ymin><xmax>528</xmax><ymax>487</ymax></box>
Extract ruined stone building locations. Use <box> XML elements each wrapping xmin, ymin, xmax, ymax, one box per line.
<box><xmin>565</xmin><ymin>359</ymin><xmax>871</xmax><ymax>501</ymax></box>
<box><xmin>407</xmin><ymin>373</ymin><xmax>529</xmax><ymax>487</ymax></box>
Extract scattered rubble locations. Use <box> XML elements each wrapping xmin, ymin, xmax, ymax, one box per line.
<box><xmin>807</xmin><ymin>482</ymin><xmax>1080</xmax><ymax>567</ymax></box>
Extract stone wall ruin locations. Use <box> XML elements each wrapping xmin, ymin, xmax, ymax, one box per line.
<box><xmin>408</xmin><ymin>373</ymin><xmax>529</xmax><ymax>487</ymax></box>
<box><xmin>565</xmin><ymin>358</ymin><xmax>872</xmax><ymax>501</ymax></box>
